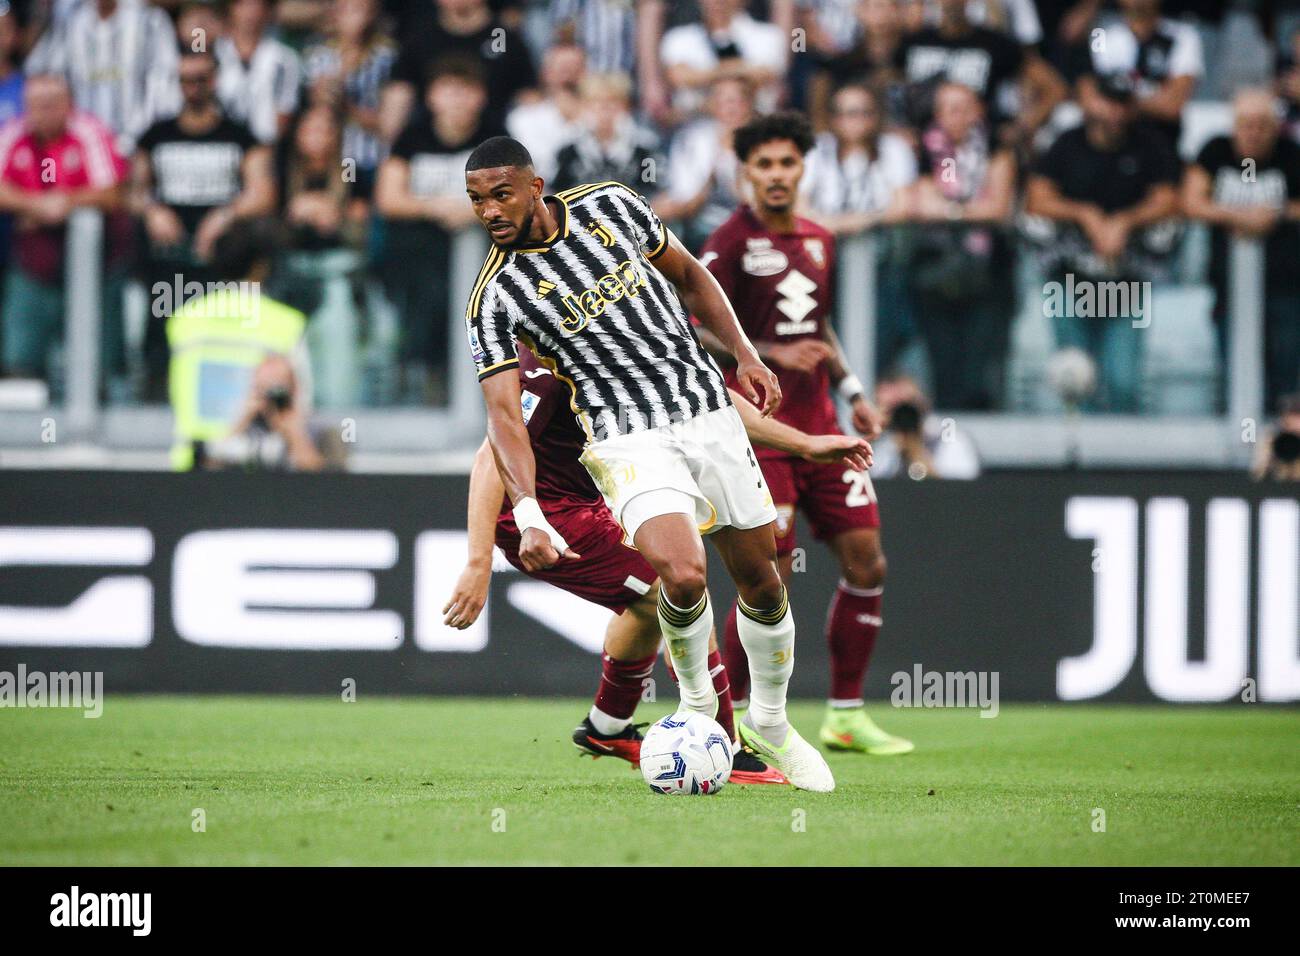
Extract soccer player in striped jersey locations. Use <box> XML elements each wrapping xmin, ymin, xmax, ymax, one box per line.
<box><xmin>464</xmin><ymin>136</ymin><xmax>836</xmax><ymax>791</ymax></box>
<box><xmin>696</xmin><ymin>111</ymin><xmax>913</xmax><ymax>755</ymax></box>
<box><xmin>442</xmin><ymin>342</ymin><xmax>872</xmax><ymax>784</ymax></box>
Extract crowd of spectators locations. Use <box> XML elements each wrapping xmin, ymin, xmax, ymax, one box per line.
<box><xmin>0</xmin><ymin>0</ymin><xmax>1295</xmax><ymax>424</ymax></box>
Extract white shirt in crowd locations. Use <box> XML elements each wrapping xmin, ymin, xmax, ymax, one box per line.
<box><xmin>797</xmin><ymin>0</ymin><xmax>862</xmax><ymax>56</ymax></box>
<box><xmin>25</xmin><ymin>0</ymin><xmax>179</xmax><ymax>152</ymax></box>
<box><xmin>870</xmin><ymin>415</ymin><xmax>983</xmax><ymax>480</ymax></box>
<box><xmin>215</xmin><ymin>34</ymin><xmax>302</xmax><ymax>144</ymax></box>
<box><xmin>660</xmin><ymin>12</ymin><xmax>787</xmax><ymax>113</ymax></box>
<box><xmin>1086</xmin><ymin>15</ymin><xmax>1205</xmax><ymax>96</ymax></box>
<box><xmin>802</xmin><ymin>130</ymin><xmax>918</xmax><ymax>215</ymax></box>
<box><xmin>407</xmin><ymin>149</ymin><xmax>475</xmax><ymax>198</ymax></box>
<box><xmin>963</xmin><ymin>0</ymin><xmax>1043</xmax><ymax>47</ymax></box>
<box><xmin>505</xmin><ymin>100</ymin><xmax>579</xmax><ymax>184</ymax></box>
<box><xmin>665</xmin><ymin>117</ymin><xmax>739</xmax><ymax>204</ymax></box>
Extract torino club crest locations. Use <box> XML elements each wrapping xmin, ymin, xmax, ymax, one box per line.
<box><xmin>803</xmin><ymin>237</ymin><xmax>826</xmax><ymax>268</ymax></box>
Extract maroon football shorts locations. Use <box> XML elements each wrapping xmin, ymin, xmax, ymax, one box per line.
<box><xmin>759</xmin><ymin>455</ymin><xmax>881</xmax><ymax>557</ymax></box>
<box><xmin>496</xmin><ymin>503</ymin><xmax>658</xmax><ymax>614</ymax></box>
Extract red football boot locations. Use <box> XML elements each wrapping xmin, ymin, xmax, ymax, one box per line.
<box><xmin>729</xmin><ymin>747</ymin><xmax>790</xmax><ymax>785</ymax></box>
<box><xmin>572</xmin><ymin>717</ymin><xmax>643</xmax><ymax>768</ymax></box>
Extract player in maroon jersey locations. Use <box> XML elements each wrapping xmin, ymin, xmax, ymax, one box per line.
<box><xmin>695</xmin><ymin>112</ymin><xmax>913</xmax><ymax>755</ymax></box>
<box><xmin>442</xmin><ymin>342</ymin><xmax>872</xmax><ymax>782</ymax></box>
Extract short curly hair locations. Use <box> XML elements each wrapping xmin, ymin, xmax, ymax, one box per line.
<box><xmin>466</xmin><ymin>136</ymin><xmax>534</xmax><ymax>173</ymax></box>
<box><xmin>732</xmin><ymin>111</ymin><xmax>815</xmax><ymax>163</ymax></box>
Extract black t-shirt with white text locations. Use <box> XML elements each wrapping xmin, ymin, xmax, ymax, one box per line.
<box><xmin>897</xmin><ymin>26</ymin><xmax>1024</xmax><ymax>127</ymax></box>
<box><xmin>137</xmin><ymin>115</ymin><xmax>259</xmax><ymax>235</ymax></box>
<box><xmin>1195</xmin><ymin>135</ymin><xmax>1300</xmax><ymax>291</ymax></box>
<box><xmin>392</xmin><ymin>13</ymin><xmax>536</xmax><ymax>128</ymax></box>
<box><xmin>390</xmin><ymin>120</ymin><xmax>486</xmax><ymax>199</ymax></box>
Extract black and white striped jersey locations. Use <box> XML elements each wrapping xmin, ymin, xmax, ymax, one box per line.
<box><xmin>465</xmin><ymin>181</ymin><xmax>731</xmax><ymax>442</ymax></box>
<box><xmin>25</xmin><ymin>0</ymin><xmax>179</xmax><ymax>147</ymax></box>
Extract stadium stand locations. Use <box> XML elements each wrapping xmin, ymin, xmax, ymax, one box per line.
<box><xmin>0</xmin><ymin>0</ymin><xmax>1292</xmax><ymax>471</ymax></box>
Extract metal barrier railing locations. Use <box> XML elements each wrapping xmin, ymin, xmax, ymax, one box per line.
<box><xmin>1226</xmin><ymin>237</ymin><xmax>1265</xmax><ymax>428</ymax></box>
<box><xmin>63</xmin><ymin>209</ymin><xmax>104</xmax><ymax>442</ymax></box>
<box><xmin>832</xmin><ymin>226</ymin><xmax>1267</xmax><ymax>426</ymax></box>
<box><xmin>0</xmin><ymin>217</ymin><xmax>1274</xmax><ymax>467</ymax></box>
<box><xmin>835</xmin><ymin>231</ymin><xmax>878</xmax><ymax>403</ymax></box>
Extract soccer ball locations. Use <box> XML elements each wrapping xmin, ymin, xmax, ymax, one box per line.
<box><xmin>640</xmin><ymin>712</ymin><xmax>733</xmax><ymax>795</ymax></box>
<box><xmin>1047</xmin><ymin>346</ymin><xmax>1098</xmax><ymax>404</ymax></box>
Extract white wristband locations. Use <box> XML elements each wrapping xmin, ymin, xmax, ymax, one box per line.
<box><xmin>512</xmin><ymin>496</ymin><xmax>570</xmax><ymax>553</ymax></box>
<box><xmin>838</xmin><ymin>375</ymin><xmax>865</xmax><ymax>402</ymax></box>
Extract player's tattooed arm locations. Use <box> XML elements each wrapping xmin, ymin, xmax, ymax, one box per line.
<box><xmin>480</xmin><ymin>371</ymin><xmax>580</xmax><ymax>571</ymax></box>
<box><xmin>444</xmin><ymin>439</ymin><xmax>501</xmax><ymax>629</ymax></box>
<box><xmin>650</xmin><ymin>230</ymin><xmax>782</xmax><ymax>416</ymax></box>
<box><xmin>729</xmin><ymin>388</ymin><xmax>872</xmax><ymax>471</ymax></box>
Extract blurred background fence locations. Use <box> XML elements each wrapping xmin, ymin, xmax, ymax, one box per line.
<box><xmin>0</xmin><ymin>215</ymin><xmax>1271</xmax><ymax>469</ymax></box>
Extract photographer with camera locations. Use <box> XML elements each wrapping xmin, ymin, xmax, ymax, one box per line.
<box><xmin>206</xmin><ymin>353</ymin><xmax>335</xmax><ymax>472</ymax></box>
<box><xmin>167</xmin><ymin>217</ymin><xmax>331</xmax><ymax>471</ymax></box>
<box><xmin>869</xmin><ymin>373</ymin><xmax>981</xmax><ymax>480</ymax></box>
<box><xmin>1252</xmin><ymin>394</ymin><xmax>1300</xmax><ymax>482</ymax></box>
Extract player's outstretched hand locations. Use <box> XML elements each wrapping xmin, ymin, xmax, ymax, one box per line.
<box><xmin>518</xmin><ymin>527</ymin><xmax>581</xmax><ymax>572</ymax></box>
<box><xmin>804</xmin><ymin>434</ymin><xmax>872</xmax><ymax>471</ymax></box>
<box><xmin>737</xmin><ymin>354</ymin><xmax>782</xmax><ymax>417</ymax></box>
<box><xmin>443</xmin><ymin>563</ymin><xmax>491</xmax><ymax>629</ymax></box>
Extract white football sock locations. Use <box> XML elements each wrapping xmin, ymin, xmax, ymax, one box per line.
<box><xmin>737</xmin><ymin>587</ymin><xmax>795</xmax><ymax>744</ymax></box>
<box><xmin>588</xmin><ymin>706</ymin><xmax>630</xmax><ymax>736</ymax></box>
<box><xmin>658</xmin><ymin>591</ymin><xmax>716</xmax><ymax>715</ymax></box>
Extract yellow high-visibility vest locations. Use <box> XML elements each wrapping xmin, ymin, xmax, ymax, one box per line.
<box><xmin>166</xmin><ymin>288</ymin><xmax>306</xmax><ymax>470</ymax></box>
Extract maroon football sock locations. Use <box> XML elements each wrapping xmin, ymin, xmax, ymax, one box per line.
<box><xmin>721</xmin><ymin>601</ymin><xmax>750</xmax><ymax>704</ymax></box>
<box><xmin>591</xmin><ymin>652</ymin><xmax>656</xmax><ymax>731</ymax></box>
<box><xmin>708</xmin><ymin>650</ymin><xmax>737</xmax><ymax>742</ymax></box>
<box><xmin>827</xmin><ymin>581</ymin><xmax>882</xmax><ymax>705</ymax></box>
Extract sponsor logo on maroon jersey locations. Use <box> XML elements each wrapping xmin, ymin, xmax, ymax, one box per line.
<box><xmin>742</xmin><ymin>248</ymin><xmax>788</xmax><ymax>276</ymax></box>
<box><xmin>774</xmin><ymin>270</ymin><xmax>819</xmax><ymax>326</ymax></box>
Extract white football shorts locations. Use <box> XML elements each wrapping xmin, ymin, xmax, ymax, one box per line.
<box><xmin>579</xmin><ymin>405</ymin><xmax>778</xmax><ymax>546</ymax></box>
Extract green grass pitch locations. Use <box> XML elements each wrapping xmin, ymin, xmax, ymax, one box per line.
<box><xmin>0</xmin><ymin>696</ymin><xmax>1296</xmax><ymax>866</ymax></box>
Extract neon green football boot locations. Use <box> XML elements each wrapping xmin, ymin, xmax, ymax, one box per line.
<box><xmin>737</xmin><ymin>717</ymin><xmax>835</xmax><ymax>792</ymax></box>
<box><xmin>819</xmin><ymin>706</ymin><xmax>914</xmax><ymax>755</ymax></box>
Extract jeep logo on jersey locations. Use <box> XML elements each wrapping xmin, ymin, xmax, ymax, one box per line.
<box><xmin>558</xmin><ymin>259</ymin><xmax>647</xmax><ymax>333</ymax></box>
